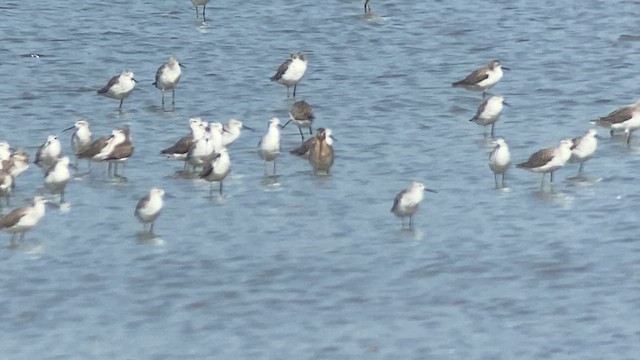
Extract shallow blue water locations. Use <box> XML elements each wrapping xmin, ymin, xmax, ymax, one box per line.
<box><xmin>0</xmin><ymin>0</ymin><xmax>639</xmax><ymax>358</ymax></box>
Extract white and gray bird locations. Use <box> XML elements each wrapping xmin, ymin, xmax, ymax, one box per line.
<box><xmin>590</xmin><ymin>100</ymin><xmax>640</xmax><ymax>145</ymax></box>
<box><xmin>34</xmin><ymin>135</ymin><xmax>62</xmax><ymax>170</ymax></box>
<box><xmin>516</xmin><ymin>138</ymin><xmax>573</xmax><ymax>185</ymax></box>
<box><xmin>44</xmin><ymin>156</ymin><xmax>71</xmax><ymax>203</ymax></box>
<box><xmin>470</xmin><ymin>95</ymin><xmax>507</xmax><ymax>137</ymax></box>
<box><xmin>135</xmin><ymin>187</ymin><xmax>165</xmax><ymax>234</ymax></box>
<box><xmin>0</xmin><ymin>195</ymin><xmax>47</xmax><ymax>246</ymax></box>
<box><xmin>223</xmin><ymin>118</ymin><xmax>253</xmax><ymax>147</ymax></box>
<box><xmin>258</xmin><ymin>118</ymin><xmax>281</xmax><ymax>176</ymax></box>
<box><xmin>569</xmin><ymin>128</ymin><xmax>598</xmax><ymax>175</ymax></box>
<box><xmin>200</xmin><ymin>148</ymin><xmax>231</xmax><ymax>196</ymax></box>
<box><xmin>282</xmin><ymin>100</ymin><xmax>315</xmax><ymax>141</ymax></box>
<box><xmin>153</xmin><ymin>56</ymin><xmax>184</xmax><ymax>111</ymax></box>
<box><xmin>97</xmin><ymin>70</ymin><xmax>137</xmax><ymax>110</ymax></box>
<box><xmin>391</xmin><ymin>181</ymin><xmax>436</xmax><ymax>230</ymax></box>
<box><xmin>270</xmin><ymin>52</ymin><xmax>308</xmax><ymax>98</ymax></box>
<box><xmin>63</xmin><ymin>119</ymin><xmax>93</xmax><ymax>168</ymax></box>
<box><xmin>452</xmin><ymin>59</ymin><xmax>508</xmax><ymax>97</ymax></box>
<box><xmin>3</xmin><ymin>149</ymin><xmax>29</xmax><ymax>178</ymax></box>
<box><xmin>161</xmin><ymin>118</ymin><xmax>206</xmax><ymax>172</ymax></box>
<box><xmin>489</xmin><ymin>138</ymin><xmax>511</xmax><ymax>189</ymax></box>
<box><xmin>187</xmin><ymin>122</ymin><xmax>225</xmax><ymax>170</ymax></box>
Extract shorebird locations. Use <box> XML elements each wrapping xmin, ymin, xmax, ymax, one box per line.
<box><xmin>223</xmin><ymin>118</ymin><xmax>253</xmax><ymax>147</ymax></box>
<box><xmin>44</xmin><ymin>156</ymin><xmax>71</xmax><ymax>203</ymax></box>
<box><xmin>104</xmin><ymin>126</ymin><xmax>133</xmax><ymax>177</ymax></box>
<box><xmin>161</xmin><ymin>118</ymin><xmax>205</xmax><ymax>170</ymax></box>
<box><xmin>469</xmin><ymin>95</ymin><xmax>507</xmax><ymax>137</ymax></box>
<box><xmin>258</xmin><ymin>118</ymin><xmax>281</xmax><ymax>176</ymax></box>
<box><xmin>200</xmin><ymin>148</ymin><xmax>231</xmax><ymax>196</ymax></box>
<box><xmin>0</xmin><ymin>195</ymin><xmax>47</xmax><ymax>246</ymax></box>
<box><xmin>489</xmin><ymin>138</ymin><xmax>511</xmax><ymax>189</ymax></box>
<box><xmin>364</xmin><ymin>0</ymin><xmax>372</xmax><ymax>14</ymax></box>
<box><xmin>34</xmin><ymin>135</ymin><xmax>61</xmax><ymax>170</ymax></box>
<box><xmin>153</xmin><ymin>56</ymin><xmax>184</xmax><ymax>111</ymax></box>
<box><xmin>187</xmin><ymin>122</ymin><xmax>225</xmax><ymax>171</ymax></box>
<box><xmin>309</xmin><ymin>128</ymin><xmax>335</xmax><ymax>175</ymax></box>
<box><xmin>77</xmin><ymin>134</ymin><xmax>111</xmax><ymax>173</ymax></box>
<box><xmin>516</xmin><ymin>139</ymin><xmax>573</xmax><ymax>185</ymax></box>
<box><xmin>62</xmin><ymin>119</ymin><xmax>92</xmax><ymax>167</ymax></box>
<box><xmin>452</xmin><ymin>59</ymin><xmax>508</xmax><ymax>97</ymax></box>
<box><xmin>135</xmin><ymin>187</ymin><xmax>165</xmax><ymax>234</ymax></box>
<box><xmin>391</xmin><ymin>182</ymin><xmax>436</xmax><ymax>230</ymax></box>
<box><xmin>2</xmin><ymin>149</ymin><xmax>29</xmax><ymax>178</ymax></box>
<box><xmin>282</xmin><ymin>100</ymin><xmax>314</xmax><ymax>141</ymax></box>
<box><xmin>191</xmin><ymin>0</ymin><xmax>210</xmax><ymax>21</ymax></box>
<box><xmin>89</xmin><ymin>127</ymin><xmax>131</xmax><ymax>177</ymax></box>
<box><xmin>97</xmin><ymin>70</ymin><xmax>137</xmax><ymax>110</ymax></box>
<box><xmin>590</xmin><ymin>99</ymin><xmax>640</xmax><ymax>144</ymax></box>
<box><xmin>270</xmin><ymin>52</ymin><xmax>307</xmax><ymax>98</ymax></box>
<box><xmin>569</xmin><ymin>128</ymin><xmax>598</xmax><ymax>175</ymax></box>
<box><xmin>0</xmin><ymin>171</ymin><xmax>13</xmax><ymax>206</ymax></box>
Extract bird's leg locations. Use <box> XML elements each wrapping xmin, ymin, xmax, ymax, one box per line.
<box><xmin>61</xmin><ymin>189</ymin><xmax>65</xmax><ymax>204</ymax></box>
<box><xmin>293</xmin><ymin>84</ymin><xmax>298</xmax><ymax>98</ymax></box>
<box><xmin>502</xmin><ymin>172</ymin><xmax>506</xmax><ymax>188</ymax></box>
<box><xmin>550</xmin><ymin>171</ymin><xmax>554</xmax><ymax>183</ymax></box>
<box><xmin>298</xmin><ymin>126</ymin><xmax>305</xmax><ymax>142</ymax></box>
<box><xmin>626</xmin><ymin>130</ymin><xmax>632</xmax><ymax>145</ymax></box>
<box><xmin>172</xmin><ymin>89</ymin><xmax>176</xmax><ymax>107</ymax></box>
<box><xmin>150</xmin><ymin>221</ymin><xmax>155</xmax><ymax>235</ymax></box>
<box><xmin>578</xmin><ymin>163</ymin><xmax>584</xmax><ymax>175</ymax></box>
<box><xmin>610</xmin><ymin>129</ymin><xmax>615</xmax><ymax>137</ymax></box>
<box><xmin>286</xmin><ymin>86</ymin><xmax>290</xmax><ymax>98</ymax></box>
<box><xmin>491</xmin><ymin>123</ymin><xmax>496</xmax><ymax>138</ymax></box>
<box><xmin>161</xmin><ymin>90</ymin><xmax>166</xmax><ymax>110</ymax></box>
<box><xmin>409</xmin><ymin>216</ymin><xmax>413</xmax><ymax>229</ymax></box>
<box><xmin>273</xmin><ymin>160</ymin><xmax>277</xmax><ymax>176</ymax></box>
<box><xmin>194</xmin><ymin>5</ymin><xmax>199</xmax><ymax>17</ymax></box>
<box><xmin>309</xmin><ymin>126</ymin><xmax>313</xmax><ymax>135</ymax></box>
<box><xmin>203</xmin><ymin>4</ymin><xmax>206</xmax><ymax>21</ymax></box>
<box><xmin>219</xmin><ymin>181</ymin><xmax>223</xmax><ymax>195</ymax></box>
<box><xmin>494</xmin><ymin>173</ymin><xmax>499</xmax><ymax>189</ymax></box>
<box><xmin>119</xmin><ymin>98</ymin><xmax>124</xmax><ymax>110</ymax></box>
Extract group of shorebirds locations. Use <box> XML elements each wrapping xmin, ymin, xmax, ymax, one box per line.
<box><xmin>0</xmin><ymin>1</ymin><xmax>340</xmax><ymax>245</ymax></box>
<box><xmin>394</xmin><ymin>51</ymin><xmax>638</xmax><ymax>229</ymax></box>
<box><xmin>0</xmin><ymin>1</ymin><xmax>636</xmax><ymax>243</ymax></box>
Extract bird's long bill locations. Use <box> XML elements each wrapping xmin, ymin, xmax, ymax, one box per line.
<box><xmin>425</xmin><ymin>188</ymin><xmax>437</xmax><ymax>193</ymax></box>
<box><xmin>242</xmin><ymin>125</ymin><xmax>255</xmax><ymax>132</ymax></box>
<box><xmin>132</xmin><ymin>78</ymin><xmax>138</xmax><ymax>83</ymax></box>
<box><xmin>179</xmin><ymin>63</ymin><xmax>186</xmax><ymax>69</ymax></box>
<box><xmin>329</xmin><ymin>135</ymin><xmax>337</xmax><ymax>142</ymax></box>
<box><xmin>501</xmin><ymin>66</ymin><xmax>511</xmax><ymax>71</ymax></box>
<box><xmin>222</xmin><ymin>128</ymin><xmax>231</xmax><ymax>134</ymax></box>
<box><xmin>279</xmin><ymin>120</ymin><xmax>292</xmax><ymax>129</ymax></box>
<box><xmin>503</xmin><ymin>101</ymin><xmax>512</xmax><ymax>107</ymax></box>
<box><xmin>62</xmin><ymin>125</ymin><xmax>75</xmax><ymax>132</ymax></box>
